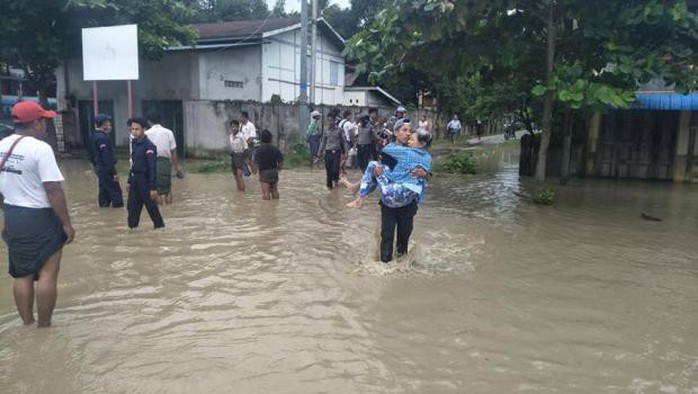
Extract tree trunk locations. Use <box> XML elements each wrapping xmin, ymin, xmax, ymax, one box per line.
<box><xmin>560</xmin><ymin>107</ymin><xmax>572</xmax><ymax>185</ymax></box>
<box><xmin>534</xmin><ymin>0</ymin><xmax>557</xmax><ymax>185</ymax></box>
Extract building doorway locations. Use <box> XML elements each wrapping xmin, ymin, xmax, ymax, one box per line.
<box><xmin>78</xmin><ymin>100</ymin><xmax>114</xmax><ymax>149</ymax></box>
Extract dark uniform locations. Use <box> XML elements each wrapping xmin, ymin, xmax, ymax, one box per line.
<box><xmin>127</xmin><ymin>137</ymin><xmax>165</xmax><ymax>229</ymax></box>
<box><xmin>89</xmin><ymin>130</ymin><xmax>124</xmax><ymax>207</ymax></box>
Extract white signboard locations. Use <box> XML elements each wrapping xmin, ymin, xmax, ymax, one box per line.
<box><xmin>82</xmin><ymin>24</ymin><xmax>139</xmax><ymax>81</ymax></box>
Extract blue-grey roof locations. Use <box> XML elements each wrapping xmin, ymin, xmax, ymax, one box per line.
<box><xmin>635</xmin><ymin>92</ymin><xmax>698</xmax><ymax>111</ymax></box>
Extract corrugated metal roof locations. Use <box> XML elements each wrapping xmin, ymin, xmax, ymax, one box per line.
<box><xmin>194</xmin><ymin>17</ymin><xmax>300</xmax><ymax>40</ymax></box>
<box><xmin>183</xmin><ymin>17</ymin><xmax>344</xmax><ymax>50</ymax></box>
<box><xmin>635</xmin><ymin>92</ymin><xmax>698</xmax><ymax>111</ymax></box>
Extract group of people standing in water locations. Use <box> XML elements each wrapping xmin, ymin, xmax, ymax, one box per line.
<box><xmin>0</xmin><ymin>100</ymin><xmax>431</xmax><ymax>328</ymax></box>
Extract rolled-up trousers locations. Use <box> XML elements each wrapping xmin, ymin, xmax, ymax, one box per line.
<box><xmin>324</xmin><ymin>150</ymin><xmax>341</xmax><ymax>188</ymax></box>
<box><xmin>127</xmin><ymin>174</ymin><xmax>165</xmax><ymax>229</ymax></box>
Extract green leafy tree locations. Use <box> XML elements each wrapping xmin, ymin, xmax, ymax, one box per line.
<box><xmin>271</xmin><ymin>0</ymin><xmax>287</xmax><ymax>17</ymax></box>
<box><xmin>0</xmin><ymin>0</ymin><xmax>78</xmax><ymax>100</ymax></box>
<box><xmin>194</xmin><ymin>0</ymin><xmax>271</xmax><ymax>22</ymax></box>
<box><xmin>0</xmin><ymin>0</ymin><xmax>198</xmax><ymax>101</ymax></box>
<box><xmin>346</xmin><ymin>0</ymin><xmax>698</xmax><ymax>184</ymax></box>
<box><xmin>323</xmin><ymin>0</ymin><xmax>389</xmax><ymax>39</ymax></box>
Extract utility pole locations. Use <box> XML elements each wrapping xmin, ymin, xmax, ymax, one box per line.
<box><xmin>299</xmin><ymin>0</ymin><xmax>310</xmax><ymax>136</ymax></box>
<box><xmin>310</xmin><ymin>0</ymin><xmax>318</xmax><ymax>105</ymax></box>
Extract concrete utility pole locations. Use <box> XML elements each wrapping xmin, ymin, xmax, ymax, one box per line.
<box><xmin>299</xmin><ymin>0</ymin><xmax>310</xmax><ymax>136</ymax></box>
<box><xmin>310</xmin><ymin>0</ymin><xmax>318</xmax><ymax>105</ymax></box>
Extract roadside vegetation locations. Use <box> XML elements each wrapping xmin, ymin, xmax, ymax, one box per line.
<box><xmin>285</xmin><ymin>140</ymin><xmax>313</xmax><ymax>168</ymax></box>
<box><xmin>534</xmin><ymin>188</ymin><xmax>556</xmax><ymax>205</ymax></box>
<box><xmin>188</xmin><ymin>140</ymin><xmax>313</xmax><ymax>174</ymax></box>
<box><xmin>190</xmin><ymin>159</ymin><xmax>229</xmax><ymax>173</ymax></box>
<box><xmin>433</xmin><ymin>151</ymin><xmax>479</xmax><ymax>175</ymax></box>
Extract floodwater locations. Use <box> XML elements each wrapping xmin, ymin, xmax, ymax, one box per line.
<box><xmin>0</xmin><ymin>153</ymin><xmax>697</xmax><ymax>393</ymax></box>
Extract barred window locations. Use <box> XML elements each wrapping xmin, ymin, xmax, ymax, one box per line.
<box><xmin>224</xmin><ymin>80</ymin><xmax>244</xmax><ymax>88</ymax></box>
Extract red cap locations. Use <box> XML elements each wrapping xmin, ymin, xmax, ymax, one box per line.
<box><xmin>11</xmin><ymin>101</ymin><xmax>56</xmax><ymax>124</ymax></box>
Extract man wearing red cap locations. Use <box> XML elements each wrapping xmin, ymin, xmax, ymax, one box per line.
<box><xmin>0</xmin><ymin>101</ymin><xmax>75</xmax><ymax>327</ymax></box>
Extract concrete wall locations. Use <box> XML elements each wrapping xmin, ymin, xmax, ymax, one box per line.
<box><xmin>184</xmin><ymin>100</ymin><xmax>312</xmax><ymax>157</ymax></box>
<box><xmin>198</xmin><ymin>47</ymin><xmax>262</xmax><ymax>101</ymax></box>
<box><xmin>182</xmin><ymin>100</ymin><xmax>439</xmax><ymax>158</ymax></box>
<box><xmin>262</xmin><ymin>29</ymin><xmax>344</xmax><ymax>105</ymax></box>
<box><xmin>139</xmin><ymin>53</ymin><xmax>200</xmax><ymax>100</ymax></box>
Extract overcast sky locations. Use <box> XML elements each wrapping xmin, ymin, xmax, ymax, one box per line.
<box><xmin>267</xmin><ymin>0</ymin><xmax>351</xmax><ymax>14</ymax></box>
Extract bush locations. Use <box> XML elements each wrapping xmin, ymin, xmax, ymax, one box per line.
<box><xmin>534</xmin><ymin>188</ymin><xmax>555</xmax><ymax>205</ymax></box>
<box><xmin>285</xmin><ymin>140</ymin><xmax>313</xmax><ymax>168</ymax></box>
<box><xmin>190</xmin><ymin>159</ymin><xmax>229</xmax><ymax>173</ymax></box>
<box><xmin>435</xmin><ymin>151</ymin><xmax>479</xmax><ymax>174</ymax></box>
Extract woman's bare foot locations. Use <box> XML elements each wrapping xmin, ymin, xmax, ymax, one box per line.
<box><xmin>346</xmin><ymin>199</ymin><xmax>363</xmax><ymax>208</ymax></box>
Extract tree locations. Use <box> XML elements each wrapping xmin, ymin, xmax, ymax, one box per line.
<box><xmin>0</xmin><ymin>0</ymin><xmax>198</xmax><ymax>101</ymax></box>
<box><xmin>346</xmin><ymin>0</ymin><xmax>698</xmax><ymax>183</ymax></box>
<box><xmin>272</xmin><ymin>0</ymin><xmax>287</xmax><ymax>17</ymax></box>
<box><xmin>0</xmin><ymin>1</ymin><xmax>76</xmax><ymax>101</ymax></box>
<box><xmin>323</xmin><ymin>0</ymin><xmax>390</xmax><ymax>39</ymax></box>
<box><xmin>194</xmin><ymin>0</ymin><xmax>271</xmax><ymax>22</ymax></box>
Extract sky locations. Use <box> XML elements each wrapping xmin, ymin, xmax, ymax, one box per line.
<box><xmin>267</xmin><ymin>0</ymin><xmax>351</xmax><ymax>14</ymax></box>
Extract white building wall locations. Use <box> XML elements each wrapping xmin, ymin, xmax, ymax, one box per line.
<box><xmin>262</xmin><ymin>28</ymin><xmax>344</xmax><ymax>105</ymax></box>
<box><xmin>261</xmin><ymin>32</ymin><xmax>297</xmax><ymax>103</ymax></box>
<box><xmin>311</xmin><ymin>32</ymin><xmax>345</xmax><ymax>106</ymax></box>
<box><xmin>198</xmin><ymin>46</ymin><xmax>262</xmax><ymax>101</ymax></box>
<box><xmin>344</xmin><ymin>91</ymin><xmax>365</xmax><ymax>106</ymax></box>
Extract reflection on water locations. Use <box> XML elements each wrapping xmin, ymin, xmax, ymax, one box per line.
<box><xmin>0</xmin><ymin>153</ymin><xmax>697</xmax><ymax>393</ymax></box>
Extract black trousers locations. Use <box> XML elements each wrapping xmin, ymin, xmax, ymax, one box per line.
<box><xmin>380</xmin><ymin>200</ymin><xmax>419</xmax><ymax>262</ymax></box>
<box><xmin>356</xmin><ymin>144</ymin><xmax>376</xmax><ymax>172</ymax></box>
<box><xmin>96</xmin><ymin>168</ymin><xmax>123</xmax><ymax>207</ymax></box>
<box><xmin>127</xmin><ymin>175</ymin><xmax>165</xmax><ymax>229</ymax></box>
<box><xmin>324</xmin><ymin>150</ymin><xmax>341</xmax><ymax>188</ymax></box>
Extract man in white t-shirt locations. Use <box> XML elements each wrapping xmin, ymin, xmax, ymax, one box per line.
<box><xmin>338</xmin><ymin>110</ymin><xmax>355</xmax><ymax>174</ymax></box>
<box><xmin>228</xmin><ymin>120</ymin><xmax>247</xmax><ymax>191</ymax></box>
<box><xmin>240</xmin><ymin>111</ymin><xmax>257</xmax><ymax>173</ymax></box>
<box><xmin>239</xmin><ymin>111</ymin><xmax>257</xmax><ymax>143</ymax></box>
<box><xmin>145</xmin><ymin>113</ymin><xmax>183</xmax><ymax>205</ymax></box>
<box><xmin>447</xmin><ymin>114</ymin><xmax>462</xmax><ymax>144</ymax></box>
<box><xmin>0</xmin><ymin>101</ymin><xmax>75</xmax><ymax>328</ymax></box>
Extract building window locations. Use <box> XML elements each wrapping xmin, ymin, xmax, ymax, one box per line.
<box><xmin>330</xmin><ymin>61</ymin><xmax>339</xmax><ymax>86</ymax></box>
<box><xmin>224</xmin><ymin>80</ymin><xmax>244</xmax><ymax>88</ymax></box>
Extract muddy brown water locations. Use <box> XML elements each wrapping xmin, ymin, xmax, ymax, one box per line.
<box><xmin>0</xmin><ymin>156</ymin><xmax>696</xmax><ymax>393</ymax></box>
